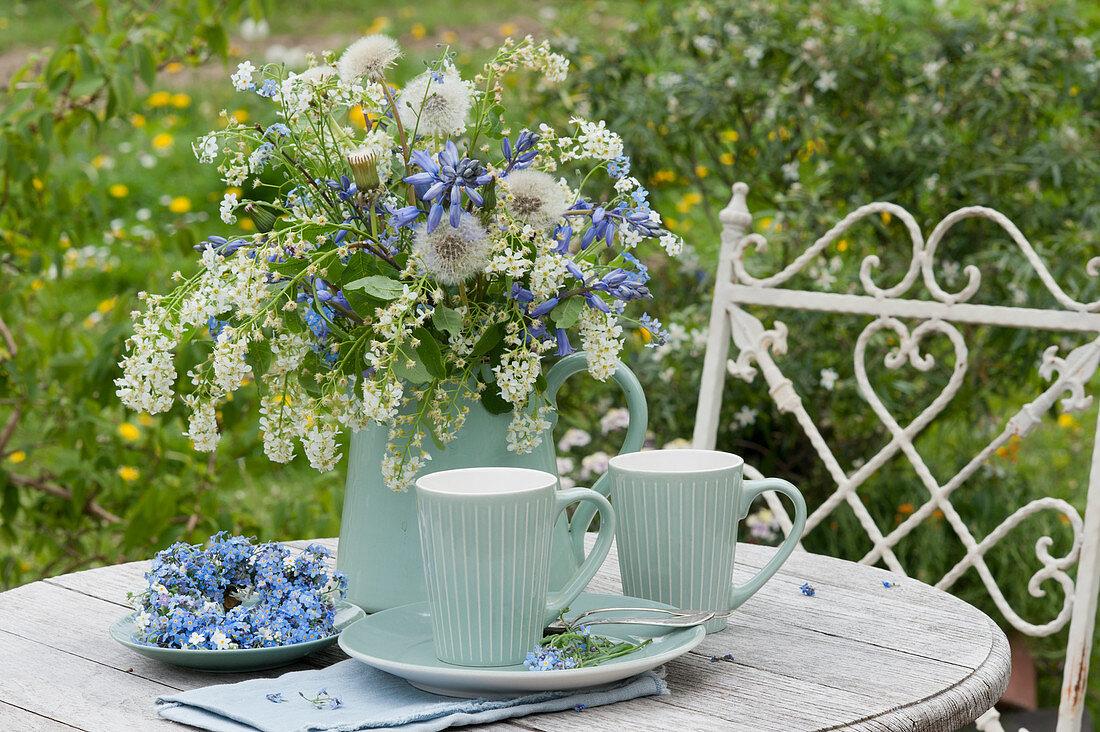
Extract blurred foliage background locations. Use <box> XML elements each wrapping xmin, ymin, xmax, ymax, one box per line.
<box><xmin>1</xmin><ymin>0</ymin><xmax>1098</xmax><ymax>716</ymax></box>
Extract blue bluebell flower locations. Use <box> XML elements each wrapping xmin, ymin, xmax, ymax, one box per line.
<box><xmin>555</xmin><ymin>328</ymin><xmax>575</xmax><ymax>356</ymax></box>
<box><xmin>509</xmin><ymin>283</ymin><xmax>535</xmax><ymax>304</ymax></box>
<box><xmin>195</xmin><ymin>235</ymin><xmax>249</xmax><ymax>256</ymax></box>
<box><xmin>403</xmin><ymin>140</ymin><xmax>493</xmax><ymax>232</ymax></box>
<box><xmin>529</xmin><ymin>297</ymin><xmax>559</xmax><ymax>318</ymax></box>
<box><xmin>502</xmin><ymin>130</ymin><xmax>540</xmax><ymax>172</ymax></box>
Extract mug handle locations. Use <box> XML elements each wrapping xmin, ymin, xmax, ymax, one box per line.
<box><xmin>544</xmin><ymin>487</ymin><xmax>616</xmax><ymax>621</ymax></box>
<box><xmin>729</xmin><ymin>478</ymin><xmax>807</xmax><ymax>611</ymax></box>
<box><xmin>544</xmin><ymin>352</ymin><xmax>648</xmax><ymax>561</ymax></box>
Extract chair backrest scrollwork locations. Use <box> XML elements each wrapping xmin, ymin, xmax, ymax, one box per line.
<box><xmin>693</xmin><ymin>182</ymin><xmax>1100</xmax><ymax>732</ymax></box>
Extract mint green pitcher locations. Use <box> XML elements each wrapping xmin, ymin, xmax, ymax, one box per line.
<box><xmin>337</xmin><ymin>352</ymin><xmax>648</xmax><ymax>612</ymax></box>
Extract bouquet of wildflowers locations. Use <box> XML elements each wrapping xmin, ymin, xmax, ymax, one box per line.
<box><xmin>129</xmin><ymin>533</ymin><xmax>347</xmax><ymax>650</ymax></box>
<box><xmin>115</xmin><ymin>34</ymin><xmax>681</xmax><ymax>490</ymax></box>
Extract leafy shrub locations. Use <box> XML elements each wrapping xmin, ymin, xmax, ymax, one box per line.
<box><xmin>552</xmin><ymin>0</ymin><xmax>1100</xmax><ymax>710</ymax></box>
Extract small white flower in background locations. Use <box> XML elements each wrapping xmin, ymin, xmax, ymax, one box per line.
<box><xmin>239</xmin><ymin>17</ymin><xmax>269</xmax><ymax>42</ymax></box>
<box><xmin>744</xmin><ymin>45</ymin><xmax>765</xmax><ymax>68</ymax></box>
<box><xmin>337</xmin><ymin>34</ymin><xmax>402</xmax><ymax>84</ymax></box>
<box><xmin>580</xmin><ymin>451</ymin><xmax>610</xmax><ymax>479</ymax></box>
<box><xmin>397</xmin><ymin>68</ymin><xmax>474</xmax><ymax>138</ymax></box>
<box><xmin>600</xmin><ymin>407</ymin><xmax>631</xmax><ymax>434</ymax></box>
<box><xmin>559</xmin><ymin>475</ymin><xmax>576</xmax><ymax>490</ymax></box>
<box><xmin>732</xmin><ymin>406</ymin><xmax>758</xmax><ymax>429</ymax></box>
<box><xmin>265</xmin><ymin>44</ymin><xmax>309</xmax><ymax>69</ymax></box>
<box><xmin>941</xmin><ymin>260</ymin><xmax>961</xmax><ymax>285</ymax></box>
<box><xmin>557</xmin><ymin>456</ymin><xmax>575</xmax><ymax>475</ymax></box>
<box><xmin>662</xmin><ymin>437</ymin><xmax>692</xmax><ymax>450</ymax></box>
<box><xmin>820</xmin><ymin>368</ymin><xmax>839</xmax><ymax>391</ymax></box>
<box><xmin>781</xmin><ymin>161</ymin><xmax>800</xmax><ymax>182</ymax></box>
<box><xmin>745</xmin><ymin>508</ymin><xmax>780</xmax><ymax>542</ymax></box>
<box><xmin>219</xmin><ymin>192</ymin><xmax>238</xmax><ymax>224</ymax></box>
<box><xmin>692</xmin><ymin>35</ymin><xmax>718</xmax><ymax>55</ymax></box>
<box><xmin>231</xmin><ymin>61</ymin><xmax>256</xmax><ymax>92</ymax></box>
<box><xmin>814</xmin><ymin>69</ymin><xmax>838</xmax><ymax>92</ymax></box>
<box><xmin>557</xmin><ymin>428</ymin><xmax>592</xmax><ymax>452</ymax></box>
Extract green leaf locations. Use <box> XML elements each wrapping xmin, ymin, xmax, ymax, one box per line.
<box><xmin>550</xmin><ymin>297</ymin><xmax>585</xmax><ymax>329</ymax></box>
<box><xmin>470</xmin><ymin>324</ymin><xmax>502</xmax><ymax>359</ymax></box>
<box><xmin>391</xmin><ymin>350</ymin><xmax>432</xmax><ymax>385</ymax></box>
<box><xmin>272</xmin><ymin>258</ymin><xmax>309</xmax><ymax>278</ymax></box>
<box><xmin>245</xmin><ymin>339</ymin><xmax>272</xmax><ymax>377</ymax></box>
<box><xmin>481</xmin><ymin>385</ymin><xmax>512</xmax><ymax>415</ymax></box>
<box><xmin>413</xmin><ymin>327</ymin><xmax>446</xmax><ymax>380</ymax></box>
<box><xmin>431</xmin><ymin>306</ymin><xmax>463</xmax><ymax>337</ymax></box>
<box><xmin>133</xmin><ymin>43</ymin><xmax>156</xmax><ymax>87</ymax></box>
<box><xmin>344</xmin><ymin>275</ymin><xmax>404</xmax><ymax>301</ymax></box>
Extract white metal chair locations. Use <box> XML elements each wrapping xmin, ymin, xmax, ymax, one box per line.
<box><xmin>693</xmin><ymin>182</ymin><xmax>1100</xmax><ymax>731</ymax></box>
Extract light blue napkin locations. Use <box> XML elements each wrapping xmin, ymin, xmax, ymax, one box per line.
<box><xmin>156</xmin><ymin>659</ymin><xmax>668</xmax><ymax>732</ymax></box>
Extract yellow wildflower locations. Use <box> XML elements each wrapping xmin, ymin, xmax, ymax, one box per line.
<box><xmin>411</xmin><ymin>23</ymin><xmax>426</xmax><ymax>39</ymax></box>
<box><xmin>6</xmin><ymin>450</ymin><xmax>26</xmax><ymax>464</ymax></box>
<box><xmin>349</xmin><ymin>105</ymin><xmax>368</xmax><ymax>129</ymax></box>
<box><xmin>169</xmin><ymin>196</ymin><xmax>192</xmax><ymax>213</ymax></box>
<box><xmin>881</xmin><ymin>211</ymin><xmax>892</xmax><ymax>225</ymax></box>
<box><xmin>366</xmin><ymin>16</ymin><xmax>390</xmax><ymax>34</ymax></box>
<box><xmin>108</xmin><ymin>184</ymin><xmax>129</xmax><ymax>198</ymax></box>
<box><xmin>118</xmin><ymin>466</ymin><xmax>140</xmax><ymax>482</ymax></box>
<box><xmin>499</xmin><ymin>22</ymin><xmax>517</xmax><ymax>37</ymax></box>
<box><xmin>118</xmin><ymin>423</ymin><xmax>140</xmax><ymax>441</ymax></box>
<box><xmin>232</xmin><ymin>109</ymin><xmax>249</xmax><ymax>123</ymax></box>
<box><xmin>170</xmin><ymin>93</ymin><xmax>191</xmax><ymax>108</ymax></box>
<box><xmin>164</xmin><ymin>62</ymin><xmax>183</xmax><ymax>74</ymax></box>
<box><xmin>695</xmin><ymin>165</ymin><xmax>709</xmax><ymax>179</ymax></box>
<box><xmin>139</xmin><ymin>414</ymin><xmax>154</xmax><ymax>427</ymax></box>
<box><xmin>719</xmin><ymin>152</ymin><xmax>734</xmax><ymax>166</ymax></box>
<box><xmin>837</xmin><ymin>239</ymin><xmax>849</xmax><ymax>252</ymax></box>
<box><xmin>721</xmin><ymin>129</ymin><xmax>739</xmax><ymax>142</ymax></box>
<box><xmin>152</xmin><ymin>133</ymin><xmax>174</xmax><ymax>149</ymax></box>
<box><xmin>147</xmin><ymin>91</ymin><xmax>171</xmax><ymax>108</ymax></box>
<box><xmin>1057</xmin><ymin>413</ymin><xmax>1077</xmax><ymax>429</ymax></box>
<box><xmin>130</xmin><ymin>113</ymin><xmax>146</xmax><ymax>128</ymax></box>
<box><xmin>97</xmin><ymin>297</ymin><xmax>117</xmax><ymax>313</ymax></box>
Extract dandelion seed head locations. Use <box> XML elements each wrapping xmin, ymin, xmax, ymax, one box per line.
<box><xmin>413</xmin><ymin>212</ymin><xmax>490</xmax><ymax>285</ymax></box>
<box><xmin>398</xmin><ymin>69</ymin><xmax>473</xmax><ymax>137</ymax></box>
<box><xmin>337</xmin><ymin>35</ymin><xmax>402</xmax><ymax>83</ymax></box>
<box><xmin>502</xmin><ymin>169</ymin><xmax>571</xmax><ymax>230</ymax></box>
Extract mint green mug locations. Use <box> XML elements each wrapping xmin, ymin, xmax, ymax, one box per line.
<box><xmin>608</xmin><ymin>449</ymin><xmax>806</xmax><ymax>633</ymax></box>
<box><xmin>415</xmin><ymin>467</ymin><xmax>616</xmax><ymax>666</ymax></box>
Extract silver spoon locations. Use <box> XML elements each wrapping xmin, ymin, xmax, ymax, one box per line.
<box><xmin>545</xmin><ymin>609</ymin><xmax>716</xmax><ymax>633</ymax></box>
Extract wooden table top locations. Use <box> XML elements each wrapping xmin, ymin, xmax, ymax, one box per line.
<box><xmin>0</xmin><ymin>538</ymin><xmax>1009</xmax><ymax>732</ymax></box>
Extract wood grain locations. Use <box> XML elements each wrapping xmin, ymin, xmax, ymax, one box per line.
<box><xmin>0</xmin><ymin>538</ymin><xmax>1009</xmax><ymax>731</ymax></box>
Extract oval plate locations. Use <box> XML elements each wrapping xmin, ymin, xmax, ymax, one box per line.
<box><xmin>110</xmin><ymin>601</ymin><xmax>365</xmax><ymax>673</ymax></box>
<box><xmin>338</xmin><ymin>592</ymin><xmax>705</xmax><ymax>697</ymax></box>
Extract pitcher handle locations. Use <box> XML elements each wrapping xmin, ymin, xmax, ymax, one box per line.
<box><xmin>729</xmin><ymin>478</ymin><xmax>807</xmax><ymax>611</ymax></box>
<box><xmin>545</xmin><ymin>352</ymin><xmax>648</xmax><ymax>561</ymax></box>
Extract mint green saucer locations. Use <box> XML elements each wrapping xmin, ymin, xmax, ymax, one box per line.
<box><xmin>110</xmin><ymin>601</ymin><xmax>365</xmax><ymax>673</ymax></box>
<box><xmin>338</xmin><ymin>592</ymin><xmax>705</xmax><ymax>698</ymax></box>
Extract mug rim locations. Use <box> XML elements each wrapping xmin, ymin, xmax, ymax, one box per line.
<box><xmin>415</xmin><ymin>466</ymin><xmax>558</xmax><ymax>496</ymax></box>
<box><xmin>608</xmin><ymin>449</ymin><xmax>744</xmax><ymax>473</ymax></box>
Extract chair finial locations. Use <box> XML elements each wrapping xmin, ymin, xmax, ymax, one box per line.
<box><xmin>720</xmin><ymin>182</ymin><xmax>753</xmax><ymax>238</ymax></box>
